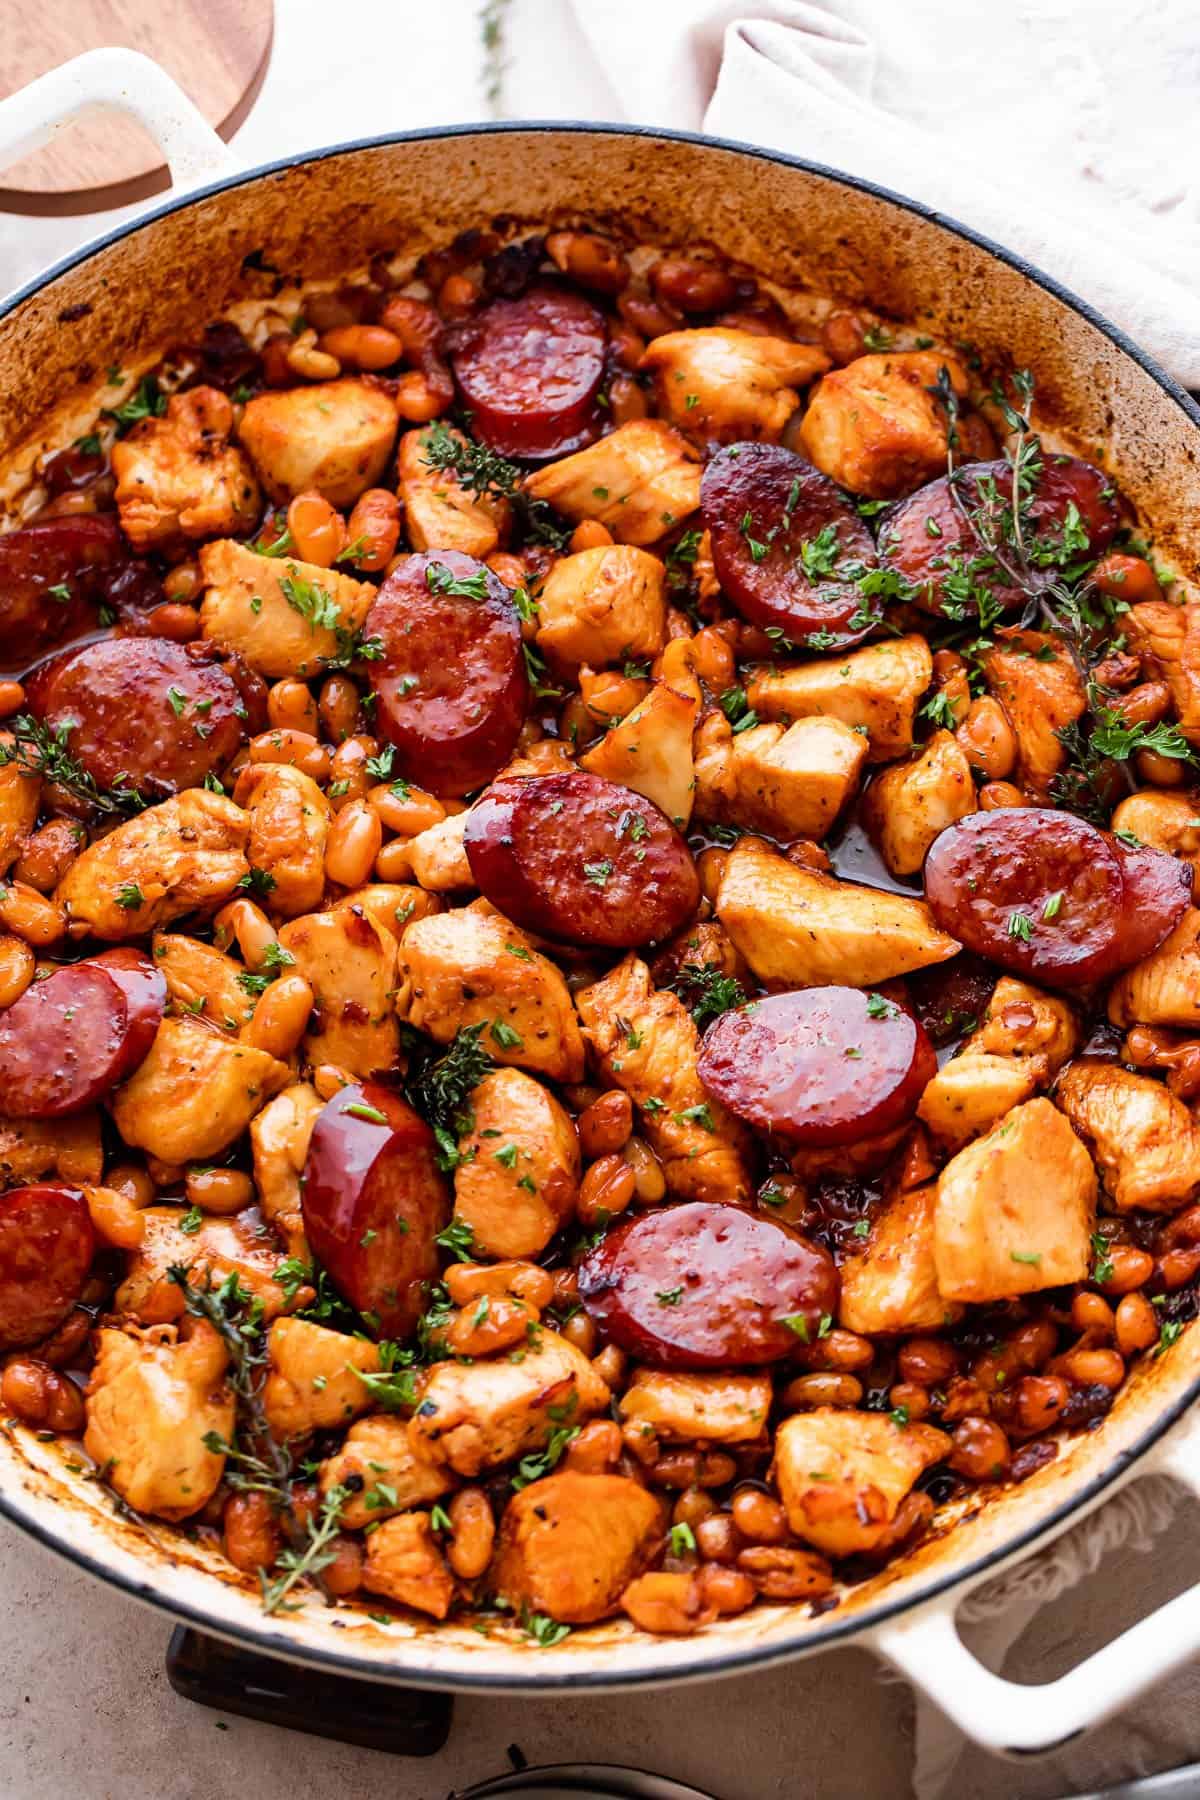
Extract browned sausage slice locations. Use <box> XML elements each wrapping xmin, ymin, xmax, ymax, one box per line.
<box><xmin>698</xmin><ymin>987</ymin><xmax>936</xmax><ymax>1146</ymax></box>
<box><xmin>1105</xmin><ymin>835</ymin><xmax>1193</xmax><ymax>968</ymax></box>
<box><xmin>26</xmin><ymin>637</ymin><xmax>247</xmax><ymax>799</ymax></box>
<box><xmin>0</xmin><ymin>517</ymin><xmax>126</xmax><ymax>669</ymax></box>
<box><xmin>0</xmin><ymin>964</ymin><xmax>149</xmax><ymax>1116</ymax></box>
<box><xmin>701</xmin><ymin>444</ymin><xmax>881</xmax><ymax>648</ymax></box>
<box><xmin>301</xmin><ymin>1081</ymin><xmax>449</xmax><ymax>1336</ymax></box>
<box><xmin>578</xmin><ymin>1201</ymin><xmax>839</xmax><ymax>1368</ymax></box>
<box><xmin>447</xmin><ymin>285</ymin><xmax>607</xmax><ymax>460</ymax></box>
<box><xmin>464</xmin><ymin>771</ymin><xmax>700</xmax><ymax>948</ymax></box>
<box><xmin>0</xmin><ymin>1185</ymin><xmax>94</xmax><ymax>1350</ymax></box>
<box><xmin>366</xmin><ymin>552</ymin><xmax>528</xmax><ymax>797</ymax></box>
<box><xmin>88</xmin><ymin>948</ymin><xmax>167</xmax><ymax>1079</ymax></box>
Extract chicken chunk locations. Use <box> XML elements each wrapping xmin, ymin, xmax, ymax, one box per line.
<box><xmin>199</xmin><ymin>540</ymin><xmax>377</xmax><ymax>680</ymax></box>
<box><xmin>397</xmin><ymin>904</ymin><xmax>584</xmax><ymax>1083</ymax></box>
<box><xmin>1125</xmin><ymin>599</ymin><xmax>1200</xmax><ymax>743</ymax></box>
<box><xmin>406</xmin><ymin>811</ymin><xmax>472</xmax><ymax>893</ymax></box>
<box><xmin>237</xmin><ymin>378</ymin><xmax>398</xmax><ymax>507</ymax></box>
<box><xmin>490</xmin><ymin>1471</ymin><xmax>663</xmax><ymax>1624</ymax></box>
<box><xmin>863</xmin><ymin>730</ymin><xmax>975</xmax><ymax>877</ymax></box>
<box><xmin>152</xmin><ymin>931</ymin><xmax>254</xmax><ymax>1032</ymax></box>
<box><xmin>580</xmin><ymin>676</ymin><xmax>700</xmax><ymax>827</ymax></box>
<box><xmin>535</xmin><ymin>545</ymin><xmax>666</xmax><ymax>670</ymax></box>
<box><xmin>114</xmin><ymin>1204</ymin><xmax>294</xmax><ymax>1324</ymax></box>
<box><xmin>262</xmin><ymin>1317</ymin><xmax>382</xmax><ymax>1441</ymax></box>
<box><xmin>716</xmin><ymin>838</ymin><xmax>959</xmax><ymax>986</ymax></box>
<box><xmin>408</xmin><ymin>1329</ymin><xmax>609</xmax><ymax>1476</ymax></box>
<box><xmin>0</xmin><ymin>1112</ymin><xmax>103</xmax><ymax>1191</ymax></box>
<box><xmin>277</xmin><ymin>905</ymin><xmax>399</xmax><ymax>1078</ymax></box>
<box><xmin>111</xmin><ymin>386</ymin><xmax>260</xmax><ymax>552</ymax></box>
<box><xmin>934</xmin><ymin>1098</ymin><xmax>1095</xmax><ymax>1302</ymax></box>
<box><xmin>249</xmin><ymin>1081</ymin><xmax>323</xmax><ymax>1256</ymax></box>
<box><xmin>982</xmin><ymin>631</ymin><xmax>1086</xmax><ymax>799</ymax></box>
<box><xmin>84</xmin><ymin>1320</ymin><xmax>233</xmax><ymax>1521</ymax></box>
<box><xmin>1111</xmin><ymin>790</ymin><xmax>1200</xmax><ymax>870</ymax></box>
<box><xmin>232</xmin><ymin>763</ymin><xmax>331</xmax><ymax>919</ymax></box>
<box><xmin>640</xmin><ymin>328</ymin><xmax>830</xmax><ymax>443</ymax></box>
<box><xmin>575</xmin><ymin>954</ymin><xmax>753</xmax><ymax>1205</ymax></box>
<box><xmin>917</xmin><ymin>1054</ymin><xmax>1039</xmax><ymax>1151</ymax></box>
<box><xmin>694</xmin><ymin>713</ymin><xmax>867</xmax><ymax>841</ymax></box>
<box><xmin>523</xmin><ymin>420</ymin><xmax>701</xmax><ymax>547</ymax></box>
<box><xmin>968</xmin><ymin>977</ymin><xmax>1080</xmax><ymax>1075</ymax></box>
<box><xmin>619</xmin><ymin>1370</ymin><xmax>771</xmax><ymax>1444</ymax></box>
<box><xmin>839</xmin><ymin>1184</ymin><xmax>958</xmax><ymax>1335</ymax></box>
<box><xmin>747</xmin><ymin>636</ymin><xmax>933</xmax><ymax>763</ymax></box>
<box><xmin>1056</xmin><ymin>1062</ymin><xmax>1200</xmax><ymax>1213</ymax></box>
<box><xmin>650</xmin><ymin>918</ymin><xmax>746</xmax><ymax>993</ymax></box>
<box><xmin>56</xmin><ymin>790</ymin><xmax>248</xmax><ymax>941</ymax></box>
<box><xmin>798</xmin><ymin>352</ymin><xmax>969</xmax><ymax>499</ymax></box>
<box><xmin>110</xmin><ymin>1017</ymin><xmax>290</xmax><ymax>1164</ymax></box>
<box><xmin>319</xmin><ymin>1414</ymin><xmax>454</xmax><ymax>1528</ymax></box>
<box><xmin>362</xmin><ymin>1512</ymin><xmax>456</xmax><ymax>1619</ymax></box>
<box><xmin>0</xmin><ymin>752</ymin><xmax>39</xmax><ymax>876</ymax></box>
<box><xmin>397</xmin><ymin>424</ymin><xmax>510</xmax><ymax>558</ymax></box>
<box><xmin>1108</xmin><ymin>906</ymin><xmax>1200</xmax><ymax>1029</ymax></box>
<box><xmin>454</xmin><ymin>1067</ymin><xmax>579</xmax><ymax>1259</ymax></box>
<box><xmin>774</xmin><ymin>1409</ymin><xmax>950</xmax><ymax>1556</ymax></box>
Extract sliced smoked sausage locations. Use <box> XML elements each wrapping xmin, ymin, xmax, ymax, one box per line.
<box><xmin>578</xmin><ymin>1201</ymin><xmax>839</xmax><ymax>1368</ymax></box>
<box><xmin>701</xmin><ymin>444</ymin><xmax>881</xmax><ymax>648</ymax></box>
<box><xmin>698</xmin><ymin>987</ymin><xmax>936</xmax><ymax>1147</ymax></box>
<box><xmin>366</xmin><ymin>551</ymin><xmax>528</xmax><ymax>797</ymax></box>
<box><xmin>0</xmin><ymin>963</ymin><xmax>157</xmax><ymax>1116</ymax></box>
<box><xmin>447</xmin><ymin>284</ymin><xmax>607</xmax><ymax>460</ymax></box>
<box><xmin>0</xmin><ymin>516</ymin><xmax>125</xmax><ymax>668</ymax></box>
<box><xmin>1104</xmin><ymin>834</ymin><xmax>1193</xmax><ymax>968</ymax></box>
<box><xmin>0</xmin><ymin>1185</ymin><xmax>94</xmax><ymax>1350</ymax></box>
<box><xmin>88</xmin><ymin>948</ymin><xmax>168</xmax><ymax>1076</ymax></box>
<box><xmin>464</xmin><ymin>770</ymin><xmax>700</xmax><ymax>948</ymax></box>
<box><xmin>301</xmin><ymin>1081</ymin><xmax>449</xmax><ymax>1336</ymax></box>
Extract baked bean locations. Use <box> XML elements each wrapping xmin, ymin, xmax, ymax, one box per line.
<box><xmin>650</xmin><ymin>1449</ymin><xmax>703</xmax><ymax>1490</ymax></box>
<box><xmin>322</xmin><ymin>1535</ymin><xmax>364</xmax><ymax>1597</ymax></box>
<box><xmin>651</xmin><ymin>257</ymin><xmax>739</xmax><ymax>315</ymax></box>
<box><xmin>366</xmin><ymin>781</ymin><xmax>445</xmax><ymax>837</ymax></box>
<box><xmin>889</xmin><ymin>1382</ymin><xmax>930</xmax><ymax>1421</ymax></box>
<box><xmin>1136</xmin><ymin>748</ymin><xmax>1187</xmax><ymax>787</ymax></box>
<box><xmin>446</xmin><ymin>1488</ymin><xmax>495</xmax><ymax>1579</ymax></box>
<box><xmin>146</xmin><ymin>602</ymin><xmax>202</xmax><ymax>643</ymax></box>
<box><xmin>545</xmin><ymin>231</ymin><xmax>631</xmax><ymax>296</ymax></box>
<box><xmin>786</xmin><ymin>839</ymin><xmax>833</xmax><ymax>874</ymax></box>
<box><xmin>673</xmin><ymin>1487</ymin><xmax>718</xmax><ymax>1531</ymax></box>
<box><xmin>1092</xmin><ymin>553</ymin><xmax>1161</xmax><ymax>604</ymax></box>
<box><xmin>695</xmin><ymin>1513</ymin><xmax>741</xmax><ymax>1563</ymax></box>
<box><xmin>618</xmin><ymin>289</ymin><xmax>682</xmax><ymax>341</ymax></box>
<box><xmin>979</xmin><ymin>781</ymin><xmax>1027</xmax><ymax>810</ymax></box>
<box><xmin>731</xmin><ymin>1488</ymin><xmax>789</xmax><ymax>1545</ymax></box>
<box><xmin>379</xmin><ymin>296</ymin><xmax>454</xmax><ymax>422</ymax></box>
<box><xmin>285</xmin><ymin>494</ymin><xmax>346</xmax><ymax>570</ymax></box>
<box><xmin>318</xmin><ymin>325</ymin><xmax>403</xmax><ymax>371</ymax></box>
<box><xmin>0</xmin><ymin>681</ymin><xmax>26</xmax><ymax>719</ymax></box>
<box><xmin>1115</xmin><ymin>1293</ymin><xmax>1159</xmax><ymax>1357</ymax></box>
<box><xmin>286</xmin><ymin>331</ymin><xmax>340</xmax><ymax>382</ymax></box>
<box><xmin>559</xmin><ymin>1310</ymin><xmax>598</xmax><ymax>1357</ymax></box>
<box><xmin>814</xmin><ymin>1328</ymin><xmax>874</xmax><ymax>1372</ymax></box>
<box><xmin>267</xmin><ymin>678</ymin><xmax>319</xmax><ymax>737</ymax></box>
<box><xmin>610</xmin><ymin>319</ymin><xmax>645</xmax><ymax>371</ymax></box>
<box><xmin>319</xmin><ymin>673</ymin><xmax>361</xmax><ymax>743</ymax></box>
<box><xmin>185</xmin><ymin>1167</ymin><xmax>255</xmax><ymax>1216</ymax></box>
<box><xmin>2</xmin><ymin>1357</ymin><xmax>84</xmax><ymax>1432</ymax></box>
<box><xmin>374</xmin><ymin>840</ymin><xmax>414</xmax><ymax>882</ymax></box>
<box><xmin>437</xmin><ymin>273</ymin><xmax>479</xmax><ymax>319</ymax></box>
<box><xmin>608</xmin><ymin>375</ymin><xmax>648</xmax><ymax>427</ymax></box>
<box><xmin>344</xmin><ymin>489</ymin><xmax>401</xmax><ymax>573</ymax></box>
<box><xmin>698</xmin><ymin>1563</ymin><xmax>756</xmax><ymax>1616</ymax></box>
<box><xmin>104</xmin><ymin>1162</ymin><xmax>155</xmax><ymax>1209</ymax></box>
<box><xmin>214</xmin><ymin>897</ymin><xmax>278</xmax><ymax>969</ymax></box>
<box><xmin>622</xmin><ymin>1419</ymin><xmax>660</xmax><ymax>1467</ymax></box>
<box><xmin>1061</xmin><ymin>1347</ymin><xmax>1125</xmax><ymax>1389</ymax></box>
<box><xmin>0</xmin><ymin>881</ymin><xmax>65</xmax><ymax>947</ymax></box>
<box><xmin>736</xmin><ymin>1545</ymin><xmax>834</xmax><ymax>1602</ymax></box>
<box><xmin>0</xmin><ymin>935</ymin><xmax>34</xmax><ymax>1008</ymax></box>
<box><xmin>551</xmin><ymin>1267</ymin><xmax>579</xmax><ymax>1310</ymax></box>
<box><xmin>446</xmin><ymin>1293</ymin><xmax>532</xmax><ymax>1357</ymax></box>
<box><xmin>622</xmin><ymin>1136</ymin><xmax>667</xmax><ymax>1205</ymax></box>
<box><xmin>897</xmin><ymin>1336</ymin><xmax>958</xmax><ymax>1388</ymax></box>
<box><xmin>1010</xmin><ymin>1320</ymin><xmax>1058</xmax><ymax>1369</ymax></box>
<box><xmin>1114</xmin><ymin>681</ymin><xmax>1171</xmax><ymax>729</ymax></box>
<box><xmin>580</xmin><ymin>668</ymin><xmax>649</xmax><ymax>725</ymax></box>
<box><xmin>329</xmin><ymin>735</ymin><xmax>377</xmax><ymax>807</ymax></box>
<box><xmin>1071</xmin><ymin>1292</ymin><xmax>1115</xmax><ymax>1337</ymax></box>
<box><xmin>1160</xmin><ymin>1247</ymin><xmax>1200</xmax><ymax>1290</ymax></box>
<box><xmin>591</xmin><ymin>1344</ymin><xmax>626</xmax><ymax>1389</ymax></box>
<box><xmin>949</xmin><ymin>1416</ymin><xmax>1011</xmax><ymax>1482</ymax></box>
<box><xmin>324</xmin><ymin>799</ymin><xmax>382</xmax><ymax>888</ymax></box>
<box><xmin>696</xmin><ymin>848</ymin><xmax>729</xmax><ymax>905</ymax></box>
<box><xmin>163</xmin><ymin>562</ymin><xmax>201</xmax><ymax>604</ymax></box>
<box><xmin>444</xmin><ymin>1260</ymin><xmax>552</xmax><ymax>1310</ymax></box>
<box><xmin>563</xmin><ymin>1419</ymin><xmax>622</xmax><ymax>1475</ymax></box>
<box><xmin>578</xmin><ymin>1153</ymin><xmax>636</xmax><ymax>1227</ymax></box>
<box><xmin>779</xmin><ymin>1372</ymin><xmax>863</xmax><ymax>1410</ymax></box>
<box><xmin>14</xmin><ymin>819</ymin><xmax>85</xmax><ymax>893</ymax></box>
<box><xmin>249</xmin><ymin>728</ymin><xmax>330</xmax><ymax>784</ymax></box>
<box><xmin>569</xmin><ymin>520</ymin><xmax>615</xmax><ymax>552</ymax></box>
<box><xmin>621</xmin><ymin>1571</ymin><xmax>713</xmax><ymax>1635</ymax></box>
<box><xmin>1161</xmin><ymin>1204</ymin><xmax>1200</xmax><ymax>1250</ymax></box>
<box><xmin>1098</xmin><ymin>1247</ymin><xmax>1155</xmax><ymax>1296</ymax></box>
<box><xmin>147</xmin><ymin>1157</ymin><xmax>185</xmax><ymax>1187</ymax></box>
<box><xmin>313</xmin><ymin>1062</ymin><xmax>353</xmax><ymax>1100</ymax></box>
<box><xmin>1012</xmin><ymin>1374</ymin><xmax>1069</xmax><ymax>1435</ymax></box>
<box><xmin>955</xmin><ymin>698</ymin><xmax>1017</xmax><ymax>780</ymax></box>
<box><xmin>84</xmin><ymin>1184</ymin><xmax>145</xmax><ymax>1249</ymax></box>
<box><xmin>821</xmin><ymin>310</ymin><xmax>868</xmax><ymax>365</ymax></box>
<box><xmin>240</xmin><ymin>974</ymin><xmax>315</xmax><ymax>1059</ymax></box>
<box><xmin>223</xmin><ymin>1491</ymin><xmax>282</xmax><ymax>1573</ymax></box>
<box><xmin>578</xmin><ymin>1091</ymin><xmax>633</xmax><ymax>1160</ymax></box>
<box><xmin>32</xmin><ymin>1308</ymin><xmax>90</xmax><ymax>1368</ymax></box>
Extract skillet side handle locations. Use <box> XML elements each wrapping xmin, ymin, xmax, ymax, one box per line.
<box><xmin>870</xmin><ymin>1408</ymin><xmax>1200</xmax><ymax>1756</ymax></box>
<box><xmin>0</xmin><ymin>47</ymin><xmax>238</xmax><ymax>196</ymax></box>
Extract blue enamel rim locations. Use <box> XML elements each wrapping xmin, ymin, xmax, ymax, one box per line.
<box><xmin>2</xmin><ymin>121</ymin><xmax>1197</xmax><ymax>1694</ymax></box>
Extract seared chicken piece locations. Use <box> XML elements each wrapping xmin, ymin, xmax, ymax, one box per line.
<box><xmin>406</xmin><ymin>811</ymin><xmax>472</xmax><ymax>892</ymax></box>
<box><xmin>397</xmin><ymin>903</ymin><xmax>585</xmax><ymax>1083</ymax></box>
<box><xmin>199</xmin><ymin>541</ymin><xmax>376</xmax><ymax>680</ymax></box>
<box><xmin>114</xmin><ymin>1204</ymin><xmax>295</xmax><ymax>1324</ymax></box>
<box><xmin>619</xmin><ymin>1370</ymin><xmax>772</xmax><ymax>1444</ymax></box>
<box><xmin>1056</xmin><ymin>1062</ymin><xmax>1200</xmax><ymax>1212</ymax></box>
<box><xmin>490</xmin><ymin>1471</ymin><xmax>663</xmax><ymax>1624</ymax></box>
<box><xmin>237</xmin><ymin>378</ymin><xmax>398</xmax><ymax>507</ymax></box>
<box><xmin>362</xmin><ymin>1512</ymin><xmax>456</xmax><ymax>1619</ymax></box>
<box><xmin>398</xmin><ymin>424</ymin><xmax>510</xmax><ymax>558</ymax></box>
<box><xmin>918</xmin><ymin>1054</ymin><xmax>1039</xmax><ymax>1151</ymax></box>
<box><xmin>934</xmin><ymin>1098</ymin><xmax>1095</xmax><ymax>1302</ymax></box>
<box><xmin>863</xmin><ymin>730</ymin><xmax>975</xmax><ymax>877</ymax></box>
<box><xmin>278</xmin><ymin>905</ymin><xmax>399</xmax><ymax>1078</ymax></box>
<box><xmin>249</xmin><ymin>1081</ymin><xmax>323</xmax><ymax>1256</ymax></box>
<box><xmin>1109</xmin><ymin>907</ymin><xmax>1200</xmax><ymax>1029</ymax></box>
<box><xmin>320</xmin><ymin>1414</ymin><xmax>455</xmax><ymax>1528</ymax></box>
<box><xmin>523</xmin><ymin>420</ymin><xmax>701</xmax><ymax>547</ymax></box>
<box><xmin>111</xmin><ymin>386</ymin><xmax>260</xmax><ymax>551</ymax></box>
<box><xmin>408</xmin><ymin>1329</ymin><xmax>609</xmax><ymax>1477</ymax></box>
<box><xmin>262</xmin><ymin>1317</ymin><xmax>382</xmax><ymax>1441</ymax></box>
<box><xmin>0</xmin><ymin>1111</ymin><xmax>103</xmax><ymax>1191</ymax></box>
<box><xmin>56</xmin><ymin>789</ymin><xmax>248</xmax><ymax>941</ymax></box>
<box><xmin>747</xmin><ymin>636</ymin><xmax>934</xmax><ymax>763</ymax></box>
<box><xmin>0</xmin><ymin>752</ymin><xmax>39</xmax><ymax>876</ymax></box>
<box><xmin>152</xmin><ymin>931</ymin><xmax>254</xmax><ymax>1032</ymax></box>
<box><xmin>716</xmin><ymin>838</ymin><xmax>959</xmax><ymax>985</ymax></box>
<box><xmin>232</xmin><ymin>763</ymin><xmax>331</xmax><ymax>919</ymax></box>
<box><xmin>839</xmin><ymin>1184</ymin><xmax>958</xmax><ymax>1335</ymax></box>
<box><xmin>694</xmin><ymin>712</ymin><xmax>867</xmax><ymax>841</ymax></box>
<box><xmin>580</xmin><ymin>676</ymin><xmax>700</xmax><ymax>828</ymax></box>
<box><xmin>968</xmin><ymin>977</ymin><xmax>1080</xmax><ymax>1074</ymax></box>
<box><xmin>774</xmin><ymin>1409</ymin><xmax>951</xmax><ymax>1556</ymax></box>
<box><xmin>650</xmin><ymin>918</ymin><xmax>747</xmax><ymax>993</ymax></box>
<box><xmin>640</xmin><ymin>328</ymin><xmax>830</xmax><ymax>443</ymax></box>
<box><xmin>576</xmin><ymin>954</ymin><xmax>754</xmax><ymax>1205</ymax></box>
<box><xmin>535</xmin><ymin>545</ymin><xmax>667</xmax><ymax>670</ymax></box>
<box><xmin>1111</xmin><ymin>790</ymin><xmax>1200</xmax><ymax>870</ymax></box>
<box><xmin>454</xmin><ymin>1067</ymin><xmax>579</xmax><ymax>1259</ymax></box>
<box><xmin>982</xmin><ymin>631</ymin><xmax>1086</xmax><ymax>799</ymax></box>
<box><xmin>798</xmin><ymin>352</ymin><xmax>969</xmax><ymax>499</ymax></box>
<box><xmin>84</xmin><ymin>1320</ymin><xmax>233</xmax><ymax>1521</ymax></box>
<box><xmin>110</xmin><ymin>1017</ymin><xmax>290</xmax><ymax>1164</ymax></box>
<box><xmin>1125</xmin><ymin>599</ymin><xmax>1200</xmax><ymax>743</ymax></box>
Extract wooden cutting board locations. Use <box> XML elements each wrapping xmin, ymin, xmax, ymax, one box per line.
<box><xmin>0</xmin><ymin>0</ymin><xmax>274</xmax><ymax>215</ymax></box>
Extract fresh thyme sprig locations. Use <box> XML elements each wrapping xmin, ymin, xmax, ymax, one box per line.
<box><xmin>419</xmin><ymin>420</ymin><xmax>571</xmax><ymax>550</ymax></box>
<box><xmin>404</xmin><ymin>1021</ymin><xmax>495</xmax><ymax>1169</ymax></box>
<box><xmin>669</xmin><ymin>962</ymin><xmax>749</xmax><ymax>1030</ymax></box>
<box><xmin>258</xmin><ymin>1483</ymin><xmax>350</xmax><ymax>1615</ymax></box>
<box><xmin>0</xmin><ymin>714</ymin><xmax>146</xmax><ymax>815</ymax></box>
